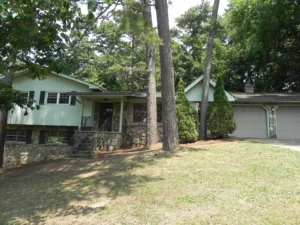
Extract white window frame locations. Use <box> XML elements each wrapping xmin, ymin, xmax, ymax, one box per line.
<box><xmin>45</xmin><ymin>92</ymin><xmax>70</xmax><ymax>105</ymax></box>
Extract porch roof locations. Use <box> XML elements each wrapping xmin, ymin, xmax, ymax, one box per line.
<box><xmin>66</xmin><ymin>91</ymin><xmax>162</xmax><ymax>99</ymax></box>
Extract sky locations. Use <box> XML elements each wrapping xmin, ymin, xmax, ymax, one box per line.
<box><xmin>153</xmin><ymin>0</ymin><xmax>229</xmax><ymax>27</ymax></box>
<box><xmin>81</xmin><ymin>0</ymin><xmax>229</xmax><ymax>27</ymax></box>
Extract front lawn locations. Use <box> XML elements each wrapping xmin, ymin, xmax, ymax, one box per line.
<box><xmin>1</xmin><ymin>142</ymin><xmax>300</xmax><ymax>224</ymax></box>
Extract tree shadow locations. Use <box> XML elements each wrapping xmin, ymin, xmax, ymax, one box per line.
<box><xmin>0</xmin><ymin>149</ymin><xmax>179</xmax><ymax>224</ymax></box>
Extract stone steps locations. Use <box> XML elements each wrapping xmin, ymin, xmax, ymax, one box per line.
<box><xmin>71</xmin><ymin>149</ymin><xmax>93</xmax><ymax>158</ymax></box>
<box><xmin>71</xmin><ymin>136</ymin><xmax>97</xmax><ymax>158</ymax></box>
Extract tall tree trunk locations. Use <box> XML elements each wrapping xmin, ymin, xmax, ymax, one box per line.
<box><xmin>199</xmin><ymin>0</ymin><xmax>220</xmax><ymax>140</ymax></box>
<box><xmin>0</xmin><ymin>110</ymin><xmax>8</xmax><ymax>167</ymax></box>
<box><xmin>143</xmin><ymin>0</ymin><xmax>158</xmax><ymax>148</ymax></box>
<box><xmin>0</xmin><ymin>71</ymin><xmax>13</xmax><ymax>167</ymax></box>
<box><xmin>155</xmin><ymin>0</ymin><xmax>179</xmax><ymax>150</ymax></box>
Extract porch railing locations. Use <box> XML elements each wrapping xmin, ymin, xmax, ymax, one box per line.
<box><xmin>70</xmin><ymin>117</ymin><xmax>122</xmax><ymax>151</ymax></box>
<box><xmin>81</xmin><ymin>116</ymin><xmax>92</xmax><ymax>129</ymax></box>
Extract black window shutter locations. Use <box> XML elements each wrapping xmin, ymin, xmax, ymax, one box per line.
<box><xmin>26</xmin><ymin>130</ymin><xmax>32</xmax><ymax>144</ymax></box>
<box><xmin>70</xmin><ymin>91</ymin><xmax>77</xmax><ymax>105</ymax></box>
<box><xmin>39</xmin><ymin>91</ymin><xmax>46</xmax><ymax>105</ymax></box>
<box><xmin>39</xmin><ymin>130</ymin><xmax>46</xmax><ymax>144</ymax></box>
<box><xmin>29</xmin><ymin>91</ymin><xmax>35</xmax><ymax>102</ymax></box>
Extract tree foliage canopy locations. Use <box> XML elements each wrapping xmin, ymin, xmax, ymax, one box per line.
<box><xmin>0</xmin><ymin>0</ymin><xmax>80</xmax><ymax>76</ymax></box>
<box><xmin>0</xmin><ymin>83</ymin><xmax>39</xmax><ymax>113</ymax></box>
<box><xmin>224</xmin><ymin>0</ymin><xmax>300</xmax><ymax>92</ymax></box>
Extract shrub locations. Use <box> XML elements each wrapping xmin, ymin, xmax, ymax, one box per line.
<box><xmin>207</xmin><ymin>77</ymin><xmax>236</xmax><ymax>138</ymax></box>
<box><xmin>176</xmin><ymin>79</ymin><xmax>199</xmax><ymax>143</ymax></box>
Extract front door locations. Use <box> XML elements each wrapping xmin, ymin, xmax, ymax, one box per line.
<box><xmin>99</xmin><ymin>103</ymin><xmax>113</xmax><ymax>131</ymax></box>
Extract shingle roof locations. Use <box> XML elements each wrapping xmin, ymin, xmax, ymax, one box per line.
<box><xmin>232</xmin><ymin>93</ymin><xmax>300</xmax><ymax>103</ymax></box>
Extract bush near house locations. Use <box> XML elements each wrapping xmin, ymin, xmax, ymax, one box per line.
<box><xmin>207</xmin><ymin>77</ymin><xmax>236</xmax><ymax>138</ymax></box>
<box><xmin>176</xmin><ymin>79</ymin><xmax>198</xmax><ymax>143</ymax></box>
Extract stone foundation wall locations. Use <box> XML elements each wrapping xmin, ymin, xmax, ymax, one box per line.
<box><xmin>4</xmin><ymin>125</ymin><xmax>74</xmax><ymax>167</ymax></box>
<box><xmin>125</xmin><ymin>124</ymin><xmax>163</xmax><ymax>147</ymax></box>
<box><xmin>122</xmin><ymin>103</ymin><xmax>163</xmax><ymax>147</ymax></box>
<box><xmin>73</xmin><ymin>131</ymin><xmax>124</xmax><ymax>151</ymax></box>
<box><xmin>4</xmin><ymin>143</ymin><xmax>71</xmax><ymax>167</ymax></box>
<box><xmin>102</xmin><ymin>133</ymin><xmax>123</xmax><ymax>150</ymax></box>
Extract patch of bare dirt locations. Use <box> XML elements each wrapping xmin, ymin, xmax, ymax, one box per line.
<box><xmin>96</xmin><ymin>138</ymin><xmax>241</xmax><ymax>157</ymax></box>
<box><xmin>181</xmin><ymin>138</ymin><xmax>241</xmax><ymax>147</ymax></box>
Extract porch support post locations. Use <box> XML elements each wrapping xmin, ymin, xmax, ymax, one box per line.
<box><xmin>119</xmin><ymin>99</ymin><xmax>124</xmax><ymax>132</ymax></box>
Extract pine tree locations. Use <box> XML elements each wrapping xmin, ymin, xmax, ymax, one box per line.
<box><xmin>155</xmin><ymin>0</ymin><xmax>179</xmax><ymax>150</ymax></box>
<box><xmin>176</xmin><ymin>79</ymin><xmax>198</xmax><ymax>143</ymax></box>
<box><xmin>207</xmin><ymin>77</ymin><xmax>236</xmax><ymax>139</ymax></box>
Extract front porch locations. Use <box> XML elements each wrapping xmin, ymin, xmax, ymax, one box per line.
<box><xmin>68</xmin><ymin>91</ymin><xmax>163</xmax><ymax>153</ymax></box>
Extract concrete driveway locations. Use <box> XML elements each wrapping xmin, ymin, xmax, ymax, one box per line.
<box><xmin>248</xmin><ymin>139</ymin><xmax>300</xmax><ymax>151</ymax></box>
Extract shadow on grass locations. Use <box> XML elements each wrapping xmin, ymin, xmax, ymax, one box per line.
<box><xmin>0</xmin><ymin>150</ymin><xmax>180</xmax><ymax>224</ymax></box>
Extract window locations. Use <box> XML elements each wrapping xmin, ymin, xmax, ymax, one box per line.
<box><xmin>46</xmin><ymin>92</ymin><xmax>70</xmax><ymax>104</ymax></box>
<box><xmin>39</xmin><ymin>130</ymin><xmax>74</xmax><ymax>145</ymax></box>
<box><xmin>6</xmin><ymin>130</ymin><xmax>31</xmax><ymax>143</ymax></box>
<box><xmin>47</xmin><ymin>92</ymin><xmax>58</xmax><ymax>104</ymax></box>
<box><xmin>133</xmin><ymin>104</ymin><xmax>162</xmax><ymax>123</ymax></box>
<box><xmin>59</xmin><ymin>93</ymin><xmax>69</xmax><ymax>104</ymax></box>
<box><xmin>47</xmin><ymin>131</ymin><xmax>68</xmax><ymax>144</ymax></box>
<box><xmin>133</xmin><ymin>104</ymin><xmax>147</xmax><ymax>122</ymax></box>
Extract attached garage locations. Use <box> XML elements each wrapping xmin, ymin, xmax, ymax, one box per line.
<box><xmin>232</xmin><ymin>106</ymin><xmax>268</xmax><ymax>138</ymax></box>
<box><xmin>277</xmin><ymin>107</ymin><xmax>300</xmax><ymax>139</ymax></box>
<box><xmin>184</xmin><ymin>76</ymin><xmax>300</xmax><ymax>140</ymax></box>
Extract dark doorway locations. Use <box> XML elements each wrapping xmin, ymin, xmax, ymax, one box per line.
<box><xmin>99</xmin><ymin>103</ymin><xmax>113</xmax><ymax>131</ymax></box>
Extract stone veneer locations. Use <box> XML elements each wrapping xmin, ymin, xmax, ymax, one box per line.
<box><xmin>4</xmin><ymin>129</ymin><xmax>71</xmax><ymax>167</ymax></box>
<box><xmin>265</xmin><ymin>105</ymin><xmax>279</xmax><ymax>138</ymax></box>
<box><xmin>124</xmin><ymin>103</ymin><xmax>163</xmax><ymax>147</ymax></box>
<box><xmin>73</xmin><ymin>131</ymin><xmax>124</xmax><ymax>151</ymax></box>
<box><xmin>4</xmin><ymin>143</ymin><xmax>70</xmax><ymax>167</ymax></box>
<box><xmin>124</xmin><ymin>124</ymin><xmax>163</xmax><ymax>147</ymax></box>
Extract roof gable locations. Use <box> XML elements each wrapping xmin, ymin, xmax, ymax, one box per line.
<box><xmin>55</xmin><ymin>73</ymin><xmax>104</xmax><ymax>91</ymax></box>
<box><xmin>10</xmin><ymin>71</ymin><xmax>105</xmax><ymax>91</ymax></box>
<box><xmin>185</xmin><ymin>75</ymin><xmax>236</xmax><ymax>102</ymax></box>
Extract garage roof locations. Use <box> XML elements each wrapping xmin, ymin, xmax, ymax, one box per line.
<box><xmin>232</xmin><ymin>93</ymin><xmax>300</xmax><ymax>103</ymax></box>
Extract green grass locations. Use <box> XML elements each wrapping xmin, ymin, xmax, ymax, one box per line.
<box><xmin>1</xmin><ymin>142</ymin><xmax>300</xmax><ymax>224</ymax></box>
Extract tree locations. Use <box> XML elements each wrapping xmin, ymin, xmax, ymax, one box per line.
<box><xmin>207</xmin><ymin>77</ymin><xmax>236</xmax><ymax>138</ymax></box>
<box><xmin>143</xmin><ymin>0</ymin><xmax>158</xmax><ymax>147</ymax></box>
<box><xmin>64</xmin><ymin>1</ymin><xmax>162</xmax><ymax>92</ymax></box>
<box><xmin>176</xmin><ymin>79</ymin><xmax>198</xmax><ymax>143</ymax></box>
<box><xmin>65</xmin><ymin>20</ymin><xmax>147</xmax><ymax>91</ymax></box>
<box><xmin>171</xmin><ymin>2</ymin><xmax>229</xmax><ymax>90</ymax></box>
<box><xmin>171</xmin><ymin>2</ymin><xmax>211</xmax><ymax>86</ymax></box>
<box><xmin>224</xmin><ymin>0</ymin><xmax>300</xmax><ymax>92</ymax></box>
<box><xmin>199</xmin><ymin>0</ymin><xmax>220</xmax><ymax>140</ymax></box>
<box><xmin>68</xmin><ymin>0</ymin><xmax>160</xmax><ymax>147</ymax></box>
<box><xmin>0</xmin><ymin>0</ymin><xmax>79</xmax><ymax>167</ymax></box>
<box><xmin>155</xmin><ymin>0</ymin><xmax>179</xmax><ymax>150</ymax></box>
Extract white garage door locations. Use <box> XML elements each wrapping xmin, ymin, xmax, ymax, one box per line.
<box><xmin>232</xmin><ymin>106</ymin><xmax>267</xmax><ymax>138</ymax></box>
<box><xmin>277</xmin><ymin>107</ymin><xmax>300</xmax><ymax>139</ymax></box>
